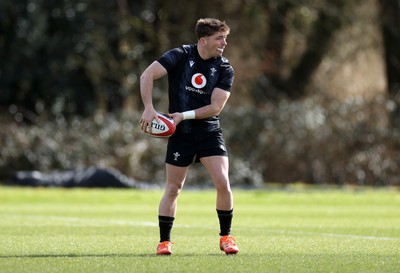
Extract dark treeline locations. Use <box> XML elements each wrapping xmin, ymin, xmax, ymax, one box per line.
<box><xmin>1</xmin><ymin>0</ymin><xmax>399</xmax><ymax>116</ymax></box>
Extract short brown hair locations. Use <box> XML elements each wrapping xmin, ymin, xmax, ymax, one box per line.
<box><xmin>195</xmin><ymin>18</ymin><xmax>230</xmax><ymax>40</ymax></box>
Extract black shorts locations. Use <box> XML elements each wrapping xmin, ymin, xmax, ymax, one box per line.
<box><xmin>166</xmin><ymin>130</ymin><xmax>228</xmax><ymax>167</ymax></box>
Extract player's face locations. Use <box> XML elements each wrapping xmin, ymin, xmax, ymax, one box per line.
<box><xmin>203</xmin><ymin>32</ymin><xmax>228</xmax><ymax>58</ymax></box>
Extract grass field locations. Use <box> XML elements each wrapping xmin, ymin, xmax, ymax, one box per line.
<box><xmin>0</xmin><ymin>186</ymin><xmax>399</xmax><ymax>273</ymax></box>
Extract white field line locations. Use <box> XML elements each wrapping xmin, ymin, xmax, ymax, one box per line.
<box><xmin>2</xmin><ymin>214</ymin><xmax>400</xmax><ymax>241</ymax></box>
<box><xmin>2</xmin><ymin>214</ymin><xmax>158</xmax><ymax>227</ymax></box>
<box><xmin>256</xmin><ymin>228</ymin><xmax>400</xmax><ymax>241</ymax></box>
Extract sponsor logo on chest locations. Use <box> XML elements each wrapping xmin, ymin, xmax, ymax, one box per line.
<box><xmin>186</xmin><ymin>63</ymin><xmax>217</xmax><ymax>95</ymax></box>
<box><xmin>191</xmin><ymin>73</ymin><xmax>207</xmax><ymax>88</ymax></box>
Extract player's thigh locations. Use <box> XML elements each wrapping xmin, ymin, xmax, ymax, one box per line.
<box><xmin>200</xmin><ymin>156</ymin><xmax>229</xmax><ymax>184</ymax></box>
<box><xmin>165</xmin><ymin>163</ymin><xmax>189</xmax><ymax>189</ymax></box>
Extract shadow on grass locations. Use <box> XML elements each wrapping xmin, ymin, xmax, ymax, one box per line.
<box><xmin>0</xmin><ymin>253</ymin><xmax>138</xmax><ymax>259</ymax></box>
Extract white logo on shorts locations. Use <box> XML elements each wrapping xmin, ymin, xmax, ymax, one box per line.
<box><xmin>173</xmin><ymin>152</ymin><xmax>181</xmax><ymax>161</ymax></box>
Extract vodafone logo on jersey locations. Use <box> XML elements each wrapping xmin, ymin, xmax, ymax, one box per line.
<box><xmin>191</xmin><ymin>73</ymin><xmax>207</xmax><ymax>89</ymax></box>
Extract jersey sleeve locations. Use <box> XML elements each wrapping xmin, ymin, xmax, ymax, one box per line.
<box><xmin>215</xmin><ymin>63</ymin><xmax>234</xmax><ymax>92</ymax></box>
<box><xmin>157</xmin><ymin>47</ymin><xmax>186</xmax><ymax>71</ymax></box>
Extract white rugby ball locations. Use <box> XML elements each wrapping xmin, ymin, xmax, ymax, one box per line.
<box><xmin>146</xmin><ymin>112</ymin><xmax>176</xmax><ymax>137</ymax></box>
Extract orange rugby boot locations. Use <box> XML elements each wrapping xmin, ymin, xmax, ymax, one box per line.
<box><xmin>220</xmin><ymin>235</ymin><xmax>239</xmax><ymax>254</ymax></box>
<box><xmin>156</xmin><ymin>241</ymin><xmax>174</xmax><ymax>255</ymax></box>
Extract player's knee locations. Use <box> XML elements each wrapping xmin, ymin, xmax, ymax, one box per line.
<box><xmin>214</xmin><ymin>178</ymin><xmax>231</xmax><ymax>193</ymax></box>
<box><xmin>165</xmin><ymin>182</ymin><xmax>184</xmax><ymax>196</ymax></box>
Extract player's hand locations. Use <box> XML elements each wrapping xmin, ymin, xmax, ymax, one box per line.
<box><xmin>139</xmin><ymin>108</ymin><xmax>159</xmax><ymax>133</ymax></box>
<box><xmin>169</xmin><ymin>112</ymin><xmax>184</xmax><ymax>126</ymax></box>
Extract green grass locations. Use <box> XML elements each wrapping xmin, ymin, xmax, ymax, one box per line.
<box><xmin>0</xmin><ymin>186</ymin><xmax>399</xmax><ymax>273</ymax></box>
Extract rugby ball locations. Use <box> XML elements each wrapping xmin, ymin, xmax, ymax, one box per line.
<box><xmin>146</xmin><ymin>112</ymin><xmax>176</xmax><ymax>137</ymax></box>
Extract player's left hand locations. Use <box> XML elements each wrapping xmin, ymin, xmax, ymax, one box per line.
<box><xmin>169</xmin><ymin>112</ymin><xmax>184</xmax><ymax>126</ymax></box>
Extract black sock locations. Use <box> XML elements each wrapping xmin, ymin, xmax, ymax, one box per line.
<box><xmin>158</xmin><ymin>215</ymin><xmax>175</xmax><ymax>242</ymax></box>
<box><xmin>216</xmin><ymin>209</ymin><xmax>233</xmax><ymax>236</ymax></box>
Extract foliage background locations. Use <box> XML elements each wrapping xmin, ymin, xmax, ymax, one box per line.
<box><xmin>1</xmin><ymin>0</ymin><xmax>400</xmax><ymax>186</ymax></box>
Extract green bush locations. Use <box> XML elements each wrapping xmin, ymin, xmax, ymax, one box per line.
<box><xmin>224</xmin><ymin>94</ymin><xmax>400</xmax><ymax>186</ymax></box>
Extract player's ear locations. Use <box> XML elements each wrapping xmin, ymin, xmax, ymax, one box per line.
<box><xmin>199</xmin><ymin>37</ymin><xmax>207</xmax><ymax>46</ymax></box>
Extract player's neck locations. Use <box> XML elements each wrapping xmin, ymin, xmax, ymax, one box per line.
<box><xmin>197</xmin><ymin>46</ymin><xmax>213</xmax><ymax>60</ymax></box>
